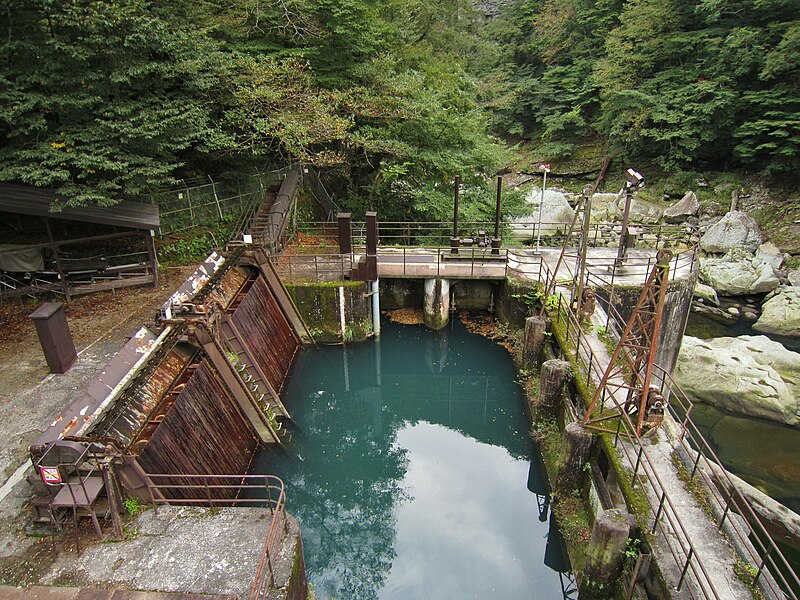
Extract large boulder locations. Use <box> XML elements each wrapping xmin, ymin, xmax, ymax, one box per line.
<box><xmin>700</xmin><ymin>211</ymin><xmax>763</xmax><ymax>254</ymax></box>
<box><xmin>589</xmin><ymin>192</ymin><xmax>622</xmax><ymax>223</ymax></box>
<box><xmin>616</xmin><ymin>192</ymin><xmax>663</xmax><ymax>224</ymax></box>
<box><xmin>674</xmin><ymin>335</ymin><xmax>800</xmax><ymax>425</ymax></box>
<box><xmin>754</xmin><ymin>242</ymin><xmax>784</xmax><ymax>271</ymax></box>
<box><xmin>700</xmin><ymin>253</ymin><xmax>781</xmax><ymax>296</ymax></box>
<box><xmin>517</xmin><ymin>187</ymin><xmax>575</xmax><ymax>236</ymax></box>
<box><xmin>754</xmin><ymin>287</ymin><xmax>800</xmax><ymax>338</ymax></box>
<box><xmin>663</xmin><ymin>191</ymin><xmax>700</xmax><ymax>223</ymax></box>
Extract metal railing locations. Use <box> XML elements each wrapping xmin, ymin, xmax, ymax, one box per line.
<box><xmin>544</xmin><ymin>258</ymin><xmax>799</xmax><ymax>599</ymax></box>
<box><xmin>156</xmin><ymin>166</ymin><xmax>301</xmax><ymax>234</ymax></box>
<box><xmin>297</xmin><ymin>220</ymin><xmax>697</xmax><ymax>251</ymax></box>
<box><xmin>143</xmin><ymin>473</ymin><xmax>288</xmax><ymax>600</ymax></box>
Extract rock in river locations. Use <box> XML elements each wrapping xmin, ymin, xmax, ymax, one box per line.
<box><xmin>754</xmin><ymin>287</ymin><xmax>800</xmax><ymax>338</ymax></box>
<box><xmin>699</xmin><ymin>252</ymin><xmax>780</xmax><ymax>296</ymax></box>
<box><xmin>675</xmin><ymin>335</ymin><xmax>800</xmax><ymax>425</ymax></box>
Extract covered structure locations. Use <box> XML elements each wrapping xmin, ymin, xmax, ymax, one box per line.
<box><xmin>0</xmin><ymin>184</ymin><xmax>159</xmax><ymax>300</ymax></box>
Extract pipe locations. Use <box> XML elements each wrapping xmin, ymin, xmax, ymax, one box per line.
<box><xmin>371</xmin><ymin>279</ymin><xmax>381</xmax><ymax>337</ymax></box>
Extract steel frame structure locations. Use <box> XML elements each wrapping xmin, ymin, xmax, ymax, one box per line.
<box><xmin>581</xmin><ymin>248</ymin><xmax>672</xmax><ymax>436</ymax></box>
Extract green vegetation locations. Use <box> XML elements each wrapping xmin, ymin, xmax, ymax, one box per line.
<box><xmin>493</xmin><ymin>0</ymin><xmax>800</xmax><ymax>177</ymax></box>
<box><xmin>123</xmin><ymin>497</ymin><xmax>142</xmax><ymax>517</ymax></box>
<box><xmin>3</xmin><ymin>0</ymin><xmax>796</xmax><ymax>223</ymax></box>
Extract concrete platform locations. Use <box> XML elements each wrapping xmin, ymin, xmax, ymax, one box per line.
<box><xmin>36</xmin><ymin>507</ymin><xmax>293</xmax><ymax>599</ymax></box>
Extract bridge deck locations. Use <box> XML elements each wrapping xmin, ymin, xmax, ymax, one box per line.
<box><xmin>376</xmin><ymin>246</ymin><xmax>696</xmax><ymax>287</ymax></box>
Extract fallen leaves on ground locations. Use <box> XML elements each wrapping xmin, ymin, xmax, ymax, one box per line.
<box><xmin>385</xmin><ymin>308</ymin><xmax>424</xmax><ymax>325</ymax></box>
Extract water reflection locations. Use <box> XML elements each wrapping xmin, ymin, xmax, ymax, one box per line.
<box><xmin>253</xmin><ymin>320</ymin><xmax>571</xmax><ymax>599</ymax></box>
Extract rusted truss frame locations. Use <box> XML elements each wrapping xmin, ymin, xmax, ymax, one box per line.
<box><xmin>582</xmin><ymin>248</ymin><xmax>673</xmax><ymax>436</ymax></box>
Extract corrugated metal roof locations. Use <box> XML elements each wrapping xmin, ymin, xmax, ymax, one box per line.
<box><xmin>0</xmin><ymin>184</ymin><xmax>159</xmax><ymax>230</ymax></box>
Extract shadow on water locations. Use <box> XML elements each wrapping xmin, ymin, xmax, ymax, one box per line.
<box><xmin>251</xmin><ymin>319</ymin><xmax>574</xmax><ymax>600</ymax></box>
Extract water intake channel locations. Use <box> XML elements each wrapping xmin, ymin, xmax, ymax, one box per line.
<box><xmin>253</xmin><ymin>318</ymin><xmax>571</xmax><ymax>599</ymax></box>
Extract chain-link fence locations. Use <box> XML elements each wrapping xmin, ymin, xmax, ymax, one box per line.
<box><xmin>155</xmin><ymin>166</ymin><xmax>300</xmax><ymax>235</ymax></box>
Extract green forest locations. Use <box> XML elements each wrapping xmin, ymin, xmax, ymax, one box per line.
<box><xmin>1</xmin><ymin>0</ymin><xmax>798</xmax><ymax>219</ymax></box>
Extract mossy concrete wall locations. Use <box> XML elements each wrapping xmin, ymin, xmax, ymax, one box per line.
<box><xmin>380</xmin><ymin>278</ymin><xmax>498</xmax><ymax>311</ymax></box>
<box><xmin>595</xmin><ymin>276</ymin><xmax>696</xmax><ymax>377</ymax></box>
<box><xmin>287</xmin><ymin>281</ymin><xmax>372</xmax><ymax>343</ymax></box>
<box><xmin>495</xmin><ymin>279</ymin><xmax>534</xmax><ymax>327</ymax></box>
<box><xmin>380</xmin><ymin>279</ymin><xmax>424</xmax><ymax>309</ymax></box>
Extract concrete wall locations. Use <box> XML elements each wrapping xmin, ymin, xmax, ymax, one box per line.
<box><xmin>287</xmin><ymin>281</ymin><xmax>372</xmax><ymax>343</ymax></box>
<box><xmin>495</xmin><ymin>280</ymin><xmax>534</xmax><ymax>327</ymax></box>
<box><xmin>380</xmin><ymin>279</ymin><xmax>424</xmax><ymax>310</ymax></box>
<box><xmin>381</xmin><ymin>278</ymin><xmax>500</xmax><ymax>312</ymax></box>
<box><xmin>595</xmin><ymin>276</ymin><xmax>696</xmax><ymax>378</ymax></box>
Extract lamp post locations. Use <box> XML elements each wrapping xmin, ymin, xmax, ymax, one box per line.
<box><xmin>614</xmin><ymin>168</ymin><xmax>645</xmax><ymax>270</ymax></box>
<box><xmin>536</xmin><ymin>164</ymin><xmax>551</xmax><ymax>252</ymax></box>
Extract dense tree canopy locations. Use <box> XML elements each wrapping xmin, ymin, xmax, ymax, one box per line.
<box><xmin>0</xmin><ymin>0</ymin><xmax>798</xmax><ymax>213</ymax></box>
<box><xmin>494</xmin><ymin>0</ymin><xmax>800</xmax><ymax>174</ymax></box>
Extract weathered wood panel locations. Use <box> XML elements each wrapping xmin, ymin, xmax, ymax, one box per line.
<box><xmin>231</xmin><ymin>275</ymin><xmax>299</xmax><ymax>395</ymax></box>
<box><xmin>137</xmin><ymin>361</ymin><xmax>258</xmax><ymax>494</ymax></box>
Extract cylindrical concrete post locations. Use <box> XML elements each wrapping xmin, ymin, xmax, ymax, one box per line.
<box><xmin>538</xmin><ymin>359</ymin><xmax>571</xmax><ymax>416</ymax></box>
<box><xmin>523</xmin><ymin>316</ymin><xmax>549</xmax><ymax>368</ymax></box>
<box><xmin>557</xmin><ymin>421</ymin><xmax>593</xmax><ymax>492</ymax></box>
<box><xmin>423</xmin><ymin>278</ymin><xmax>450</xmax><ymax>330</ymax></box>
<box><xmin>581</xmin><ymin>509</ymin><xmax>632</xmax><ymax>598</ymax></box>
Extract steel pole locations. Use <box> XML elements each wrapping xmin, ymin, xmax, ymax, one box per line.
<box><xmin>536</xmin><ymin>169</ymin><xmax>547</xmax><ymax>251</ymax></box>
<box><xmin>615</xmin><ymin>185</ymin><xmax>633</xmax><ymax>269</ymax></box>
<box><xmin>451</xmin><ymin>176</ymin><xmax>461</xmax><ymax>254</ymax></box>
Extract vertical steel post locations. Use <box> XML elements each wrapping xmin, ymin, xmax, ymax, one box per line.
<box><xmin>451</xmin><ymin>176</ymin><xmax>461</xmax><ymax>254</ymax></box>
<box><xmin>492</xmin><ymin>175</ymin><xmax>502</xmax><ymax>254</ymax></box>
<box><xmin>615</xmin><ymin>185</ymin><xmax>633</xmax><ymax>269</ymax></box>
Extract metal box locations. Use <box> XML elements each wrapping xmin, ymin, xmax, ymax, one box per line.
<box><xmin>30</xmin><ymin>302</ymin><xmax>77</xmax><ymax>373</ymax></box>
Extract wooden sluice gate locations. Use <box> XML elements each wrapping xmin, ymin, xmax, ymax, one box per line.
<box><xmin>28</xmin><ymin>247</ymin><xmax>311</xmax><ymax>523</ymax></box>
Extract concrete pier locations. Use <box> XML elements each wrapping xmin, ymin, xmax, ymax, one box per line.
<box><xmin>423</xmin><ymin>278</ymin><xmax>450</xmax><ymax>330</ymax></box>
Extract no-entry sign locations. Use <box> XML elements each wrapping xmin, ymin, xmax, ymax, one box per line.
<box><xmin>40</xmin><ymin>467</ymin><xmax>62</xmax><ymax>484</ymax></box>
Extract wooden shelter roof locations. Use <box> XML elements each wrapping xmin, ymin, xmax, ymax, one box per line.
<box><xmin>0</xmin><ymin>184</ymin><xmax>159</xmax><ymax>230</ymax></box>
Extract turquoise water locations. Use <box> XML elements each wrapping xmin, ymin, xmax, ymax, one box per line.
<box><xmin>252</xmin><ymin>319</ymin><xmax>571</xmax><ymax>599</ymax></box>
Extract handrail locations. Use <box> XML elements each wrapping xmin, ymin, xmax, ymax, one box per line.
<box><xmin>298</xmin><ymin>220</ymin><xmax>698</xmax><ymax>252</ymax></box>
<box><xmin>143</xmin><ymin>473</ymin><xmax>288</xmax><ymax>600</ymax></box>
<box><xmin>541</xmin><ymin>254</ymin><xmax>799</xmax><ymax>599</ymax></box>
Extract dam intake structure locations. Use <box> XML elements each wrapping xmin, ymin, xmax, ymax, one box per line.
<box><xmin>20</xmin><ymin>167</ymin><xmax>800</xmax><ymax>599</ymax></box>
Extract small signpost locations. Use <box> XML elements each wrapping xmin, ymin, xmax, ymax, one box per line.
<box><xmin>40</xmin><ymin>467</ymin><xmax>62</xmax><ymax>485</ymax></box>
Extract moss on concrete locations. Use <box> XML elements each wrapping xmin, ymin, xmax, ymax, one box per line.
<box><xmin>287</xmin><ymin>281</ymin><xmax>371</xmax><ymax>343</ymax></box>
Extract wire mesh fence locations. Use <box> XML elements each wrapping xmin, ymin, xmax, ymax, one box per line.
<box><xmin>155</xmin><ymin>166</ymin><xmax>300</xmax><ymax>235</ymax></box>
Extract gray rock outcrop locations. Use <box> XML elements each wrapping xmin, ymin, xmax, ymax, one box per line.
<box><xmin>589</xmin><ymin>192</ymin><xmax>622</xmax><ymax>222</ymax></box>
<box><xmin>754</xmin><ymin>287</ymin><xmax>800</xmax><ymax>338</ymax></box>
<box><xmin>663</xmin><ymin>191</ymin><xmax>700</xmax><ymax>223</ymax></box>
<box><xmin>700</xmin><ymin>252</ymin><xmax>781</xmax><ymax>296</ymax></box>
<box><xmin>616</xmin><ymin>192</ymin><xmax>663</xmax><ymax>224</ymax></box>
<box><xmin>754</xmin><ymin>242</ymin><xmax>784</xmax><ymax>271</ymax></box>
<box><xmin>518</xmin><ymin>187</ymin><xmax>575</xmax><ymax>236</ymax></box>
<box><xmin>700</xmin><ymin>210</ymin><xmax>763</xmax><ymax>254</ymax></box>
<box><xmin>674</xmin><ymin>335</ymin><xmax>800</xmax><ymax>425</ymax></box>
